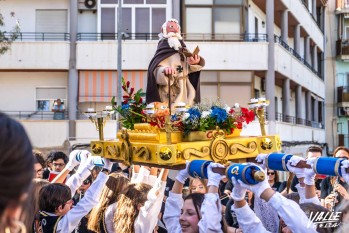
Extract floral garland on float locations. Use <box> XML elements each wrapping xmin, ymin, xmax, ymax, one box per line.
<box><xmin>112</xmin><ymin>78</ymin><xmax>255</xmax><ymax>140</ymax></box>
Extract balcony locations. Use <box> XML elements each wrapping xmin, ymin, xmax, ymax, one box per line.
<box><xmin>76</xmin><ymin>33</ymin><xmax>269</xmax><ymax>70</ymax></box>
<box><xmin>337</xmin><ymin>86</ymin><xmax>349</xmax><ymax>107</ymax></box>
<box><xmin>0</xmin><ymin>32</ymin><xmax>70</xmax><ymax>70</ymax></box>
<box><xmin>336</xmin><ymin>39</ymin><xmax>349</xmax><ymax>61</ymax></box>
<box><xmin>335</xmin><ymin>0</ymin><xmax>349</xmax><ymax>14</ymax></box>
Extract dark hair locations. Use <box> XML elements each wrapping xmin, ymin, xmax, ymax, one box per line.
<box><xmin>267</xmin><ymin>169</ymin><xmax>279</xmax><ymax>183</ymax></box>
<box><xmin>184</xmin><ymin>193</ymin><xmax>205</xmax><ymax>220</ymax></box>
<box><xmin>333</xmin><ymin>146</ymin><xmax>349</xmax><ymax>158</ymax></box>
<box><xmin>306</xmin><ymin>146</ymin><xmax>323</xmax><ymax>155</ymax></box>
<box><xmin>49</xmin><ymin>151</ymin><xmax>68</xmax><ymax>164</ymax></box>
<box><xmin>33</xmin><ymin>150</ymin><xmax>45</xmax><ymax>168</ymax></box>
<box><xmin>0</xmin><ymin>112</ymin><xmax>34</xmax><ymax>216</ymax></box>
<box><xmin>285</xmin><ymin>192</ymin><xmax>300</xmax><ymax>204</ymax></box>
<box><xmin>39</xmin><ymin>183</ymin><xmax>71</xmax><ymax>213</ymax></box>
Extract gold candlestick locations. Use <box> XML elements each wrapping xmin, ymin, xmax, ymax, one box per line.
<box><xmin>248</xmin><ymin>98</ymin><xmax>270</xmax><ymax>136</ymax></box>
<box><xmin>85</xmin><ymin>107</ymin><xmax>114</xmax><ymax>141</ymax></box>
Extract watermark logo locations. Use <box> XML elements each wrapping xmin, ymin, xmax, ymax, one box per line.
<box><xmin>307</xmin><ymin>211</ymin><xmax>341</xmax><ymax>228</ymax></box>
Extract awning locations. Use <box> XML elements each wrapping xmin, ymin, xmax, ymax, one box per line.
<box><xmin>78</xmin><ymin>70</ymin><xmax>147</xmax><ymax>102</ymax></box>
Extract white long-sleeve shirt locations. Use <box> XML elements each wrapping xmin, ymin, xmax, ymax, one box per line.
<box><xmin>56</xmin><ymin>172</ymin><xmax>109</xmax><ymax>233</ymax></box>
<box><xmin>65</xmin><ymin>166</ymin><xmax>91</xmax><ymax>198</ymax></box>
<box><xmin>232</xmin><ymin>192</ymin><xmax>318</xmax><ymax>233</ymax></box>
<box><xmin>163</xmin><ymin>192</ymin><xmax>223</xmax><ymax>233</ymax></box>
<box><xmin>105</xmin><ymin>169</ymin><xmax>166</xmax><ymax>233</ymax></box>
<box><xmin>296</xmin><ymin>184</ymin><xmax>321</xmax><ymax>205</ymax></box>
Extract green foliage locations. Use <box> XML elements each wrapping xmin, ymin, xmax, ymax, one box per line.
<box><xmin>112</xmin><ymin>77</ymin><xmax>146</xmax><ymax>130</ymax></box>
<box><xmin>0</xmin><ymin>11</ymin><xmax>20</xmax><ymax>55</ymax></box>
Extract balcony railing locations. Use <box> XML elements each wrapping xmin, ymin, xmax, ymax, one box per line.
<box><xmin>4</xmin><ymin>32</ymin><xmax>71</xmax><ymax>41</ymax></box>
<box><xmin>336</xmin><ymin>39</ymin><xmax>349</xmax><ymax>56</ymax></box>
<box><xmin>3</xmin><ymin>111</ymin><xmax>113</xmax><ymax>120</ymax></box>
<box><xmin>299</xmin><ymin>0</ymin><xmax>323</xmax><ymax>32</ymax></box>
<box><xmin>76</xmin><ymin>33</ymin><xmax>268</xmax><ymax>42</ymax></box>
<box><xmin>337</xmin><ymin>86</ymin><xmax>349</xmax><ymax>103</ymax></box>
<box><xmin>274</xmin><ymin>35</ymin><xmax>323</xmax><ymax>79</ymax></box>
<box><xmin>274</xmin><ymin>112</ymin><xmax>324</xmax><ymax>129</ymax></box>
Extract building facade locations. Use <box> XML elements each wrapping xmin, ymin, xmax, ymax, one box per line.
<box><xmin>0</xmin><ymin>0</ymin><xmax>327</xmax><ymax>156</ymax></box>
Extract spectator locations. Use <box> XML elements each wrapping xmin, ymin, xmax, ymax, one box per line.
<box><xmin>267</xmin><ymin>169</ymin><xmax>284</xmax><ymax>192</ymax></box>
<box><xmin>321</xmin><ymin>146</ymin><xmax>349</xmax><ymax>211</ymax></box>
<box><xmin>42</xmin><ymin>153</ymin><xmax>54</xmax><ymax>180</ymax></box>
<box><xmin>23</xmin><ymin>178</ymin><xmax>49</xmax><ymax>232</ymax></box>
<box><xmin>163</xmin><ymin>162</ymin><xmax>224</xmax><ymax>232</ymax></box>
<box><xmin>51</xmin><ymin>151</ymin><xmax>69</xmax><ymax>173</ymax></box>
<box><xmin>33</xmin><ymin>150</ymin><xmax>45</xmax><ymax>179</ymax></box>
<box><xmin>37</xmin><ymin>158</ymin><xmax>112</xmax><ymax>232</ymax></box>
<box><xmin>189</xmin><ymin>177</ymin><xmax>207</xmax><ymax>194</ymax></box>
<box><xmin>0</xmin><ymin>112</ymin><xmax>34</xmax><ymax>232</ymax></box>
<box><xmin>87</xmin><ymin>172</ymin><xmax>129</xmax><ymax>233</ymax></box>
<box><xmin>52</xmin><ymin>98</ymin><xmax>65</xmax><ymax>120</ymax></box>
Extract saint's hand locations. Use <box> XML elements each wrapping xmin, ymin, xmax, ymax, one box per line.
<box><xmin>188</xmin><ymin>55</ymin><xmax>200</xmax><ymax>65</ymax></box>
<box><xmin>164</xmin><ymin>67</ymin><xmax>176</xmax><ymax>76</ymax></box>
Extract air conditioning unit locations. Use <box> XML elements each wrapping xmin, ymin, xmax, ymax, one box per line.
<box><xmin>338</xmin><ymin>107</ymin><xmax>349</xmax><ymax>116</ymax></box>
<box><xmin>79</xmin><ymin>0</ymin><xmax>97</xmax><ymax>12</ymax></box>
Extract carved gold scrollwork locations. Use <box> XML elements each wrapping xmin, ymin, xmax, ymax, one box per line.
<box><xmin>106</xmin><ymin>145</ymin><xmax>119</xmax><ymax>158</ymax></box>
<box><xmin>212</xmin><ymin>127</ymin><xmax>226</xmax><ymax>139</ymax></box>
<box><xmin>120</xmin><ymin>129</ymin><xmax>132</xmax><ymax>166</ymax></box>
<box><xmin>210</xmin><ymin>139</ymin><xmax>229</xmax><ymax>162</ymax></box>
<box><xmin>230</xmin><ymin>141</ymin><xmax>257</xmax><ymax>155</ymax></box>
<box><xmin>133</xmin><ymin>146</ymin><xmax>150</xmax><ymax>161</ymax></box>
<box><xmin>183</xmin><ymin>147</ymin><xmax>210</xmax><ymax>160</ymax></box>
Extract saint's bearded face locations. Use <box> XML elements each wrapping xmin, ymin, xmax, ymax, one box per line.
<box><xmin>163</xmin><ymin>21</ymin><xmax>182</xmax><ymax>50</ymax></box>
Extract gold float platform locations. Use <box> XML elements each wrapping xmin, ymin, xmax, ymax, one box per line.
<box><xmin>90</xmin><ymin>123</ymin><xmax>282</xmax><ymax>169</ymax></box>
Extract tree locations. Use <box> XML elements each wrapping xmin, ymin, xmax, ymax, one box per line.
<box><xmin>0</xmin><ymin>10</ymin><xmax>20</xmax><ymax>55</ymax></box>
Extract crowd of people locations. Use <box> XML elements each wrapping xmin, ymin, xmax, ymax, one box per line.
<box><xmin>2</xmin><ymin>115</ymin><xmax>349</xmax><ymax>233</ymax></box>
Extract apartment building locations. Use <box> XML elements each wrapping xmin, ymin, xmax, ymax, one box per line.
<box><xmin>0</xmin><ymin>0</ymin><xmax>327</xmax><ymax>155</ymax></box>
<box><xmin>326</xmin><ymin>0</ymin><xmax>349</xmax><ymax>149</ymax></box>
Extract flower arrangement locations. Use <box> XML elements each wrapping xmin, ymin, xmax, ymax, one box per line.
<box><xmin>111</xmin><ymin>78</ymin><xmax>146</xmax><ymax>129</ymax></box>
<box><xmin>112</xmin><ymin>81</ymin><xmax>255</xmax><ymax>134</ymax></box>
<box><xmin>177</xmin><ymin>100</ymin><xmax>255</xmax><ymax>136</ymax></box>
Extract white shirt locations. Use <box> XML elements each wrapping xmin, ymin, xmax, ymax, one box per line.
<box><xmin>163</xmin><ymin>192</ymin><xmax>223</xmax><ymax>233</ymax></box>
<box><xmin>232</xmin><ymin>192</ymin><xmax>318</xmax><ymax>233</ymax></box>
<box><xmin>105</xmin><ymin>168</ymin><xmax>166</xmax><ymax>233</ymax></box>
<box><xmin>56</xmin><ymin>172</ymin><xmax>109</xmax><ymax>233</ymax></box>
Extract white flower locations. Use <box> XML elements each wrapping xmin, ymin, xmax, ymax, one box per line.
<box><xmin>234</xmin><ymin>103</ymin><xmax>240</xmax><ymax>108</ymax></box>
<box><xmin>183</xmin><ymin>113</ymin><xmax>190</xmax><ymax>120</ymax></box>
<box><xmin>201</xmin><ymin>111</ymin><xmax>210</xmax><ymax>118</ymax></box>
<box><xmin>224</xmin><ymin>104</ymin><xmax>231</xmax><ymax>114</ymax></box>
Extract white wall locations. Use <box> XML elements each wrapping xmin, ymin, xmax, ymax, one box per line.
<box><xmin>77</xmin><ymin>41</ymin><xmax>269</xmax><ymax>70</ymax></box>
<box><xmin>0</xmin><ymin>42</ymin><xmax>70</xmax><ymax>69</ymax></box>
<box><xmin>241</xmin><ymin>120</ymin><xmax>325</xmax><ymax>143</ymax></box>
<box><xmin>0</xmin><ymin>72</ymin><xmax>68</xmax><ymax>111</ymax></box>
<box><xmin>20</xmin><ymin>120</ymin><xmax>117</xmax><ymax>148</ymax></box>
<box><xmin>1</xmin><ymin>0</ymin><xmax>69</xmax><ymax>32</ymax></box>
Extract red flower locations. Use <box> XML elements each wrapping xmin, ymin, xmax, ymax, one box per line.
<box><xmin>126</xmin><ymin>81</ymin><xmax>130</xmax><ymax>88</ymax></box>
<box><xmin>130</xmin><ymin>88</ymin><xmax>134</xmax><ymax>96</ymax></box>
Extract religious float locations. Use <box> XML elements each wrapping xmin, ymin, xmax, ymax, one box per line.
<box><xmin>87</xmin><ymin>78</ymin><xmax>282</xmax><ymax>170</ymax></box>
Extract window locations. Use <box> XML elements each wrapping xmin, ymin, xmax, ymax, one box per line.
<box><xmin>36</xmin><ymin>87</ymin><xmax>66</xmax><ymax>111</ymax></box>
<box><xmin>35</xmin><ymin>10</ymin><xmax>68</xmax><ymax>40</ymax></box>
<box><xmin>100</xmin><ymin>0</ymin><xmax>169</xmax><ymax>39</ymax></box>
<box><xmin>184</xmin><ymin>0</ymin><xmax>247</xmax><ymax>40</ymax></box>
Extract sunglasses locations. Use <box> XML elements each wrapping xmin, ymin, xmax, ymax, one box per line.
<box><xmin>267</xmin><ymin>172</ymin><xmax>275</xmax><ymax>175</ymax></box>
<box><xmin>83</xmin><ymin>179</ymin><xmax>91</xmax><ymax>185</ymax></box>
